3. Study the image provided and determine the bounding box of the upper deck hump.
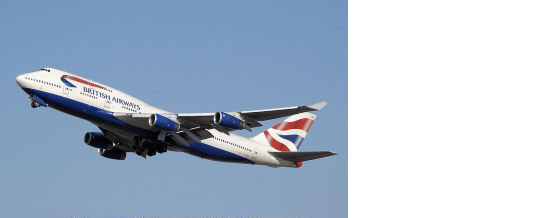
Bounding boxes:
[44,68,169,113]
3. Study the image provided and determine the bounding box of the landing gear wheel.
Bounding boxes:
[31,101,40,108]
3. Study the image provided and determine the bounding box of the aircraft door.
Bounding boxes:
[62,86,69,97]
[104,99,111,110]
[252,146,258,161]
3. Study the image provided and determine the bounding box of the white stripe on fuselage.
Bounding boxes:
[17,68,295,167]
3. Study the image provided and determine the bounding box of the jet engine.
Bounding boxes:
[149,114,180,131]
[84,132,113,149]
[98,148,126,160]
[214,112,247,129]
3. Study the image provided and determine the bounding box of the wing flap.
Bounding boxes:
[269,151,337,162]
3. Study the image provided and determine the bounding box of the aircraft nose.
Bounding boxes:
[15,74,25,87]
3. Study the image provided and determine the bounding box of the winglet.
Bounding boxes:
[308,101,327,110]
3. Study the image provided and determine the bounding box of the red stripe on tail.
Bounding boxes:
[272,118,314,132]
[264,131,291,152]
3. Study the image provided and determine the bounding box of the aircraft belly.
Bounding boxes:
[187,142,253,164]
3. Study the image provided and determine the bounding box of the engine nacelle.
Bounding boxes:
[98,148,126,160]
[149,114,180,131]
[84,132,113,149]
[214,112,246,129]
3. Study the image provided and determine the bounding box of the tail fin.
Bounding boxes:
[251,112,316,152]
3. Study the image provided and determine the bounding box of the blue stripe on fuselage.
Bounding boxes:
[23,88,151,136]
[187,142,253,164]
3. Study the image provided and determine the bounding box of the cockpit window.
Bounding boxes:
[40,68,51,72]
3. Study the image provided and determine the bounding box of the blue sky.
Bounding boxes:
[0,1,347,217]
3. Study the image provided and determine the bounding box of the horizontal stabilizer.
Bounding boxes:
[269,151,337,162]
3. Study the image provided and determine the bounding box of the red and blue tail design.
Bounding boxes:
[251,112,316,152]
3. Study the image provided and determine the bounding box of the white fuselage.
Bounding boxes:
[16,68,297,167]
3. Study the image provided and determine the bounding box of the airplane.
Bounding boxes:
[15,68,336,168]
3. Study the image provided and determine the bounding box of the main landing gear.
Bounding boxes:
[133,137,167,158]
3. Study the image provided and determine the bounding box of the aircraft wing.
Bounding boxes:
[269,151,337,162]
[176,101,327,130]
[112,101,326,131]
